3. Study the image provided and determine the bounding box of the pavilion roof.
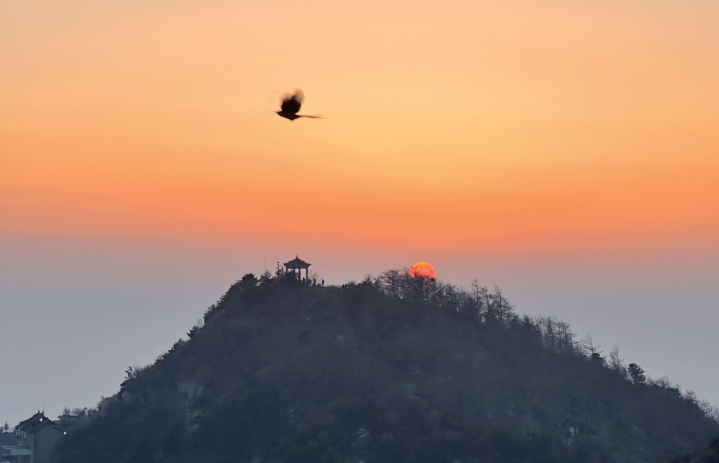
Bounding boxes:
[284,256,310,269]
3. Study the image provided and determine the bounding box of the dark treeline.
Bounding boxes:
[51,269,718,463]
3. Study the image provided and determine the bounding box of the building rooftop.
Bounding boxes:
[15,412,55,434]
[284,256,310,269]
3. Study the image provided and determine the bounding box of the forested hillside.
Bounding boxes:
[672,436,719,463]
[52,270,719,463]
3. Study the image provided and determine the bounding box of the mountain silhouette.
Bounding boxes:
[52,269,719,463]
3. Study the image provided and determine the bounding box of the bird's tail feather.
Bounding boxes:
[299,114,324,119]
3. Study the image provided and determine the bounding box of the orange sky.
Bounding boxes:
[2,0,718,257]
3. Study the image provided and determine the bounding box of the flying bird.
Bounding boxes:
[276,89,322,121]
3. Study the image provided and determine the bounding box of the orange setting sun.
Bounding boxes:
[409,262,437,280]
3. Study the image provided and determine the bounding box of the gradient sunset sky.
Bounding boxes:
[1,0,718,425]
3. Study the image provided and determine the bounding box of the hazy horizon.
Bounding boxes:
[2,235,717,426]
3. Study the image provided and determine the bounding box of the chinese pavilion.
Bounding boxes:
[284,256,311,280]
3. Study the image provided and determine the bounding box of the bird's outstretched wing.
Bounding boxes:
[280,89,304,115]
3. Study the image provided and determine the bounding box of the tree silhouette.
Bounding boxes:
[628,363,646,384]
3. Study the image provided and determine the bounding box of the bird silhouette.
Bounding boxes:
[276,89,322,121]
